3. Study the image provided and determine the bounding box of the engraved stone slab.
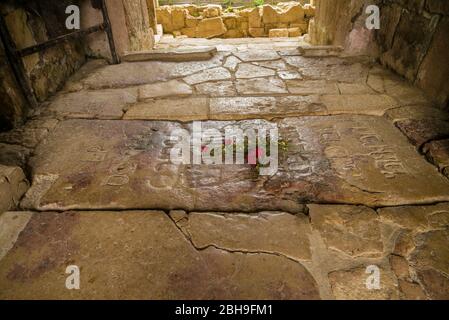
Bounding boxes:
[22,116,449,211]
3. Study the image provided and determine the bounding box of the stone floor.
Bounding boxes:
[1,37,449,299]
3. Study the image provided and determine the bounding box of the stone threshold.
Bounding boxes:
[122,46,217,62]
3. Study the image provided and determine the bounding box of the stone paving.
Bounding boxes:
[0,38,449,299]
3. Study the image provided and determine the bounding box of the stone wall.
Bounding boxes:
[377,0,449,109]
[0,39,27,131]
[308,0,380,56]
[83,0,155,59]
[156,2,315,38]
[0,0,86,130]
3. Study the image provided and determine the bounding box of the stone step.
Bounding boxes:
[121,46,217,62]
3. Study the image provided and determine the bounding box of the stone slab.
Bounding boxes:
[308,205,383,257]
[46,89,137,120]
[22,116,449,211]
[319,94,399,116]
[123,97,208,121]
[178,211,312,261]
[235,63,275,79]
[209,96,325,120]
[138,79,192,100]
[0,211,319,299]
[121,46,217,62]
[235,77,288,95]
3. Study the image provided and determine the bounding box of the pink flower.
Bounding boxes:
[247,147,264,165]
[201,145,208,153]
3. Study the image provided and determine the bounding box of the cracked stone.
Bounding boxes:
[177,211,312,261]
[415,268,449,300]
[397,279,427,300]
[234,50,280,62]
[80,56,225,89]
[123,97,208,121]
[328,265,399,300]
[235,63,276,79]
[46,88,137,120]
[252,60,289,71]
[0,211,320,299]
[308,205,383,257]
[0,119,58,149]
[195,81,236,97]
[223,55,241,71]
[235,77,288,94]
[286,80,339,95]
[138,80,192,100]
[183,67,231,85]
[395,118,449,148]
[389,255,411,279]
[410,228,449,299]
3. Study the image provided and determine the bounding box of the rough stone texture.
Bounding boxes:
[309,205,383,257]
[309,0,378,56]
[173,211,312,261]
[319,94,399,116]
[138,80,192,99]
[183,67,231,85]
[0,143,31,168]
[156,3,314,38]
[423,139,449,176]
[45,89,137,120]
[0,211,32,261]
[236,77,288,95]
[286,80,339,95]
[122,46,217,62]
[0,211,320,299]
[195,81,236,97]
[0,39,27,131]
[235,63,276,79]
[2,37,448,300]
[235,50,280,62]
[395,118,449,148]
[77,54,225,89]
[384,105,449,123]
[0,165,29,214]
[379,203,449,299]
[269,28,289,38]
[195,17,227,39]
[329,265,399,300]
[376,2,449,108]
[2,3,86,103]
[123,97,208,121]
